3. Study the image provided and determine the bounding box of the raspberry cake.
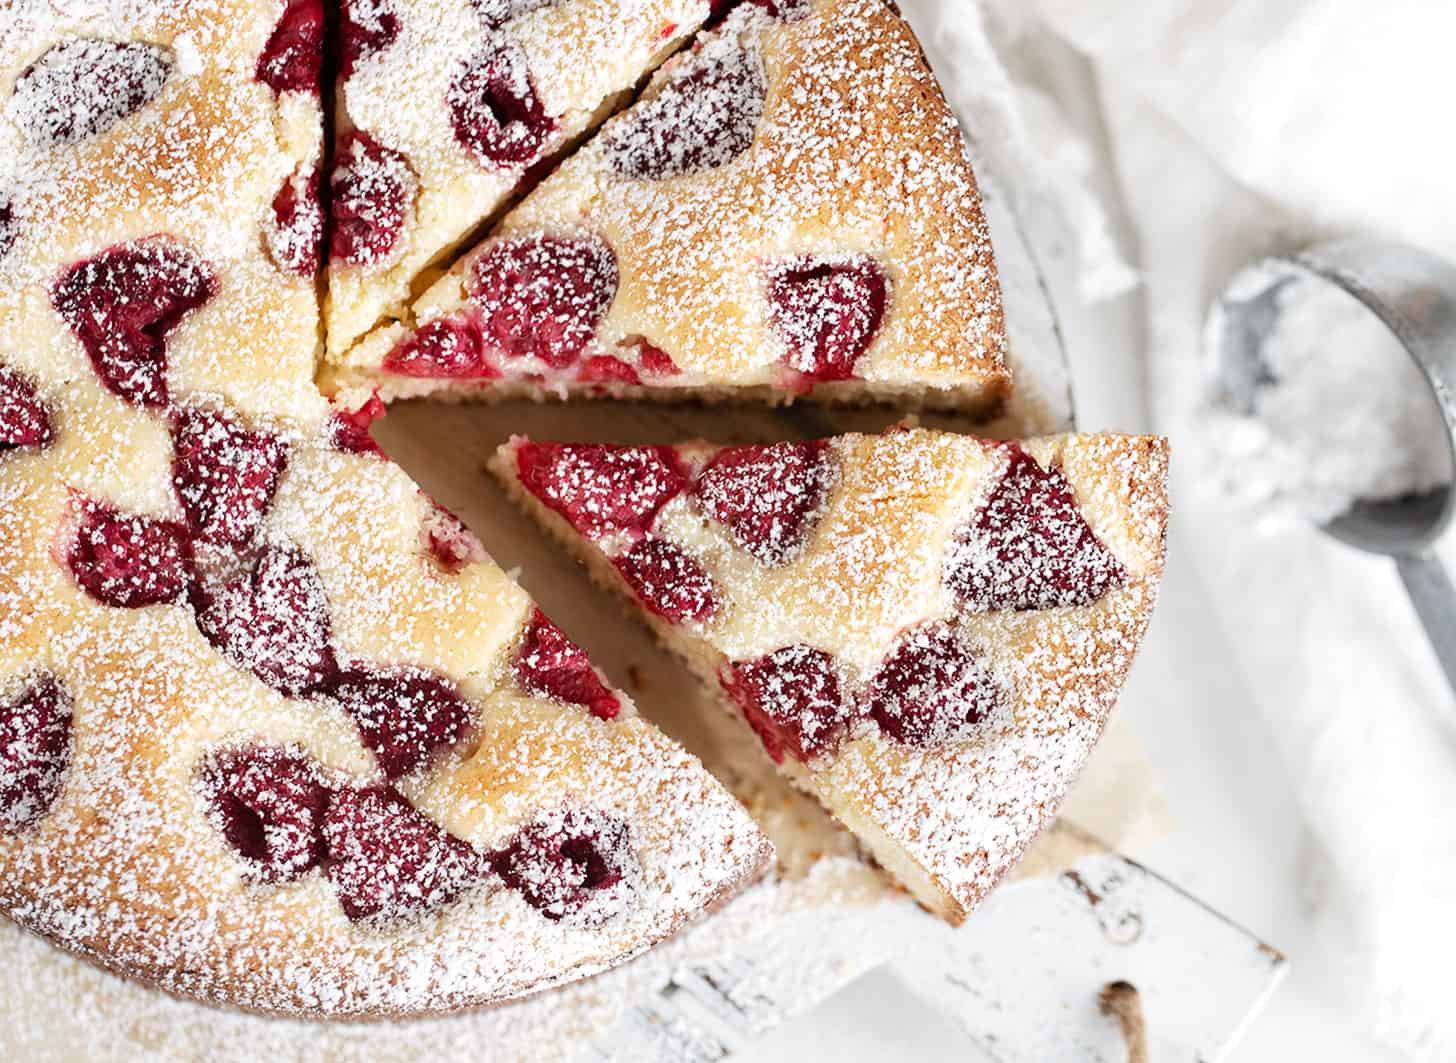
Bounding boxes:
[326,0,1009,411]
[325,0,710,357]
[491,428,1168,922]
[0,0,769,1016]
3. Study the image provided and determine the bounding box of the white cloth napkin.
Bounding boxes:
[989,2,1456,1057]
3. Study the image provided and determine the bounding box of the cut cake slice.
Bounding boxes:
[491,427,1168,922]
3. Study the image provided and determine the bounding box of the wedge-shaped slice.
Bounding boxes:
[325,0,710,357]
[491,428,1168,923]
[328,0,1009,411]
[0,0,768,1016]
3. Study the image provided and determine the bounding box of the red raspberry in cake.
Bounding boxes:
[13,39,172,148]
[0,367,55,450]
[711,0,803,19]
[577,356,640,385]
[328,393,387,456]
[193,546,338,698]
[761,0,810,16]
[466,235,618,369]
[767,255,887,383]
[421,498,486,573]
[322,785,489,921]
[631,339,681,375]
[492,807,635,924]
[692,441,833,565]
[266,164,324,277]
[171,407,288,547]
[866,622,999,745]
[720,645,848,763]
[326,667,475,779]
[515,441,686,539]
[0,200,14,259]
[51,239,218,409]
[633,339,680,378]
[67,500,193,609]
[0,674,72,832]
[382,316,493,379]
[615,536,717,624]
[470,0,562,27]
[604,44,765,180]
[447,45,556,168]
[339,0,400,80]
[201,747,330,881]
[256,0,325,94]
[945,444,1126,611]
[330,131,415,268]
[513,609,620,720]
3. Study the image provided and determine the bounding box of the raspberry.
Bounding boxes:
[470,0,561,26]
[339,0,400,80]
[52,239,217,409]
[615,536,717,624]
[68,500,192,609]
[171,407,288,546]
[323,786,488,921]
[328,394,386,456]
[604,45,764,180]
[381,316,494,378]
[0,367,55,450]
[692,441,832,564]
[0,200,15,259]
[0,674,72,832]
[577,356,639,385]
[466,235,617,369]
[634,339,680,378]
[325,667,474,779]
[945,444,1126,611]
[515,441,686,539]
[866,623,999,745]
[513,609,620,720]
[201,747,330,880]
[766,255,887,383]
[14,39,172,148]
[256,0,324,94]
[329,131,415,267]
[491,807,634,924]
[265,163,324,276]
[447,45,556,168]
[193,546,337,698]
[720,645,847,762]
[421,498,485,573]
[709,1,806,24]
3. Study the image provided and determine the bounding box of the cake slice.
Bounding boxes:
[0,0,768,1016]
[326,0,1009,412]
[324,0,710,357]
[491,428,1168,922]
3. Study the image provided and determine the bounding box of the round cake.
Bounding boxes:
[0,0,1167,1022]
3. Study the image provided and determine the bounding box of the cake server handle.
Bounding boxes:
[1395,552,1456,696]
